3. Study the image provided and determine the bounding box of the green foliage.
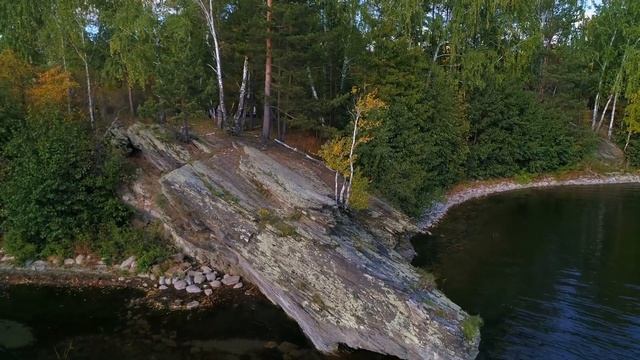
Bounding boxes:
[348,170,371,211]
[466,82,591,179]
[96,222,171,272]
[462,315,483,342]
[358,43,469,216]
[0,115,130,261]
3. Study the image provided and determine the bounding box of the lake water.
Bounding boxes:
[0,284,388,359]
[413,184,640,359]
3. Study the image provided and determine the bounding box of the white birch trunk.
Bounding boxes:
[71,29,95,128]
[592,31,617,131]
[608,91,619,140]
[334,170,339,205]
[196,0,227,128]
[306,66,325,126]
[339,55,349,92]
[234,56,249,134]
[625,129,632,152]
[82,53,95,128]
[596,94,613,132]
[345,110,360,207]
[591,92,600,130]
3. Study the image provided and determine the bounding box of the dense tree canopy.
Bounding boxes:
[0,0,637,223]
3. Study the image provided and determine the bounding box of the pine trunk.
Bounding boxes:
[262,0,273,143]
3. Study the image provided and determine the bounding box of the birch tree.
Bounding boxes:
[234,56,249,134]
[195,0,227,129]
[56,0,98,128]
[319,88,384,209]
[108,0,155,116]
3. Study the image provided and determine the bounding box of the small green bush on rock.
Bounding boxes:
[462,315,483,342]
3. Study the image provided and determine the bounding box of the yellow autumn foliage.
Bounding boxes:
[27,66,78,112]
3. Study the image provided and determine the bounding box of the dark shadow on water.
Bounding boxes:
[0,284,394,359]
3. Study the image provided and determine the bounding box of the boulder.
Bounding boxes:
[119,256,136,270]
[186,301,199,310]
[173,280,187,290]
[186,285,202,294]
[75,254,85,265]
[31,260,47,271]
[221,275,240,286]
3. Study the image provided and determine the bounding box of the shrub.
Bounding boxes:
[462,315,483,342]
[0,115,130,261]
[96,223,171,271]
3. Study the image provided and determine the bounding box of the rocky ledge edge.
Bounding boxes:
[419,173,640,230]
[109,122,480,360]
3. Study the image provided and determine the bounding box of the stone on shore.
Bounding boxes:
[205,273,216,282]
[204,289,213,296]
[173,280,187,290]
[119,256,136,269]
[159,285,168,290]
[233,282,243,289]
[63,258,75,266]
[221,275,240,286]
[186,301,199,310]
[193,274,205,284]
[201,266,212,273]
[209,280,222,288]
[31,260,47,271]
[186,285,202,293]
[75,254,85,265]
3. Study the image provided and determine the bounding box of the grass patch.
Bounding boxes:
[96,222,172,272]
[416,268,437,290]
[462,315,483,342]
[513,172,533,185]
[257,208,298,238]
[155,193,169,209]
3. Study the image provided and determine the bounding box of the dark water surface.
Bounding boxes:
[413,184,640,359]
[0,284,386,359]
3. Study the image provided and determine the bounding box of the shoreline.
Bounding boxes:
[0,259,260,311]
[418,172,640,230]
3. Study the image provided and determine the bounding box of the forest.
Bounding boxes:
[1,0,639,261]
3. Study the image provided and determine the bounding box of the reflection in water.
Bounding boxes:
[413,184,640,359]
